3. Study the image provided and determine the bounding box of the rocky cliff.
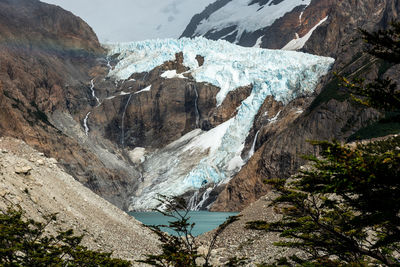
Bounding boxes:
[0,0,143,210]
[210,0,400,211]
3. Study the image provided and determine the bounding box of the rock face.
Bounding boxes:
[210,0,400,211]
[89,52,251,149]
[0,0,143,210]
[93,60,220,149]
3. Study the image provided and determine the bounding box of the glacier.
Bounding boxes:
[106,37,334,210]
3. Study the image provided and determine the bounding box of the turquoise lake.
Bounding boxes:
[129,211,238,236]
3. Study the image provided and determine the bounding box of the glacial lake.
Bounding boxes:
[129,211,238,236]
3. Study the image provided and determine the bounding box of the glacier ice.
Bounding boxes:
[106,37,334,210]
[108,37,332,106]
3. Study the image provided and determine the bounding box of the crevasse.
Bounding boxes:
[106,37,334,210]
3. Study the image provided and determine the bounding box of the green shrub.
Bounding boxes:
[0,207,131,266]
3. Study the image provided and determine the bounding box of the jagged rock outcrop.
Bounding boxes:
[211,0,399,211]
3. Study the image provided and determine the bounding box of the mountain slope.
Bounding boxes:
[0,0,143,210]
[181,0,332,49]
[2,0,398,215]
[0,137,159,261]
[211,0,400,211]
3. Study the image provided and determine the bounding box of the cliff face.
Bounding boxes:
[0,0,140,210]
[210,0,400,211]
[0,0,103,53]
[0,0,103,113]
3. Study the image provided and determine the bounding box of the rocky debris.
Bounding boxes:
[0,137,159,262]
[128,147,146,164]
[198,191,301,266]
[14,165,32,175]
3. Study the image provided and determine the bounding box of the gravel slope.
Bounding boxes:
[0,137,159,263]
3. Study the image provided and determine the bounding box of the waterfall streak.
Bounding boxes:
[194,87,200,127]
[188,191,199,210]
[90,79,100,106]
[106,57,112,70]
[247,130,260,159]
[83,112,91,136]
[195,187,213,211]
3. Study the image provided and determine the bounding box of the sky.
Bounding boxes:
[41,0,216,43]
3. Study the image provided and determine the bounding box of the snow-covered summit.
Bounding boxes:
[181,0,311,45]
[193,0,310,43]
[106,37,334,210]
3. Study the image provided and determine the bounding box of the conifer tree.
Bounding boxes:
[248,21,400,266]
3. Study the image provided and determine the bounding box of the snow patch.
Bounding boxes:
[268,110,281,124]
[135,85,152,94]
[184,119,233,155]
[254,36,263,48]
[295,108,303,114]
[282,16,328,51]
[161,70,187,79]
[129,147,146,164]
